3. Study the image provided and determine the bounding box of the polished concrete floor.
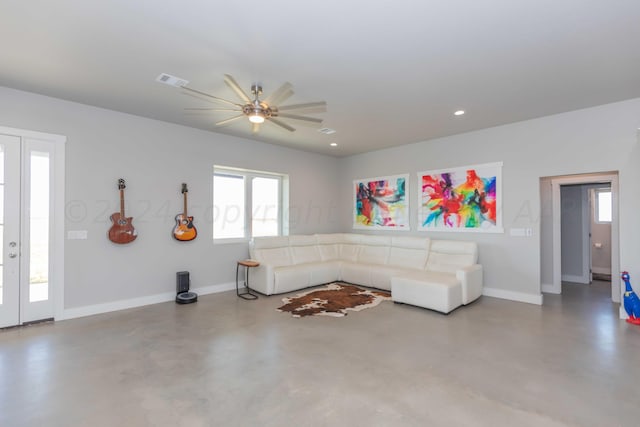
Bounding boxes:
[1,281,639,427]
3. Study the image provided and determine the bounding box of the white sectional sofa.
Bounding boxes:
[248,233,483,313]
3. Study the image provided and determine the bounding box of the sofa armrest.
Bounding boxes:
[246,264,275,295]
[456,264,483,304]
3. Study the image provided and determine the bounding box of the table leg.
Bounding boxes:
[236,263,258,300]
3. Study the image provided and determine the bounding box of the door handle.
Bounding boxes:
[9,253,17,258]
[9,241,16,247]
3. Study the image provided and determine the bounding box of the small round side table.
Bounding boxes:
[236,259,260,300]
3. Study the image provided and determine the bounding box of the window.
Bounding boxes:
[213,166,287,241]
[594,188,612,223]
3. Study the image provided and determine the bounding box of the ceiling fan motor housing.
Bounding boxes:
[243,101,273,119]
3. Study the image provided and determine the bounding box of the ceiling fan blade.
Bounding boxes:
[268,118,296,132]
[252,123,260,133]
[215,115,246,126]
[223,74,252,103]
[277,101,327,112]
[185,108,241,112]
[264,82,294,106]
[181,86,242,108]
[276,113,323,124]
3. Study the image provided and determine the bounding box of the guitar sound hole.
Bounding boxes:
[118,219,127,225]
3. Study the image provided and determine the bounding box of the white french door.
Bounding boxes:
[0,129,64,328]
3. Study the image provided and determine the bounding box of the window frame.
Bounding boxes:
[213,166,287,242]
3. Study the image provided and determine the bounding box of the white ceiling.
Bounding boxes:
[2,1,640,157]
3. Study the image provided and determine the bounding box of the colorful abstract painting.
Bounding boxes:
[354,174,409,230]
[418,162,503,232]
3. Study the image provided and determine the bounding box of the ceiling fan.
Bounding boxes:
[181,74,326,133]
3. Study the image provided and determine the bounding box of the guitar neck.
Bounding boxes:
[183,191,188,217]
[120,189,125,217]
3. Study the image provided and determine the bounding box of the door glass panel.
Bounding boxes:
[0,150,4,223]
[29,152,49,302]
[0,186,4,224]
[0,148,3,305]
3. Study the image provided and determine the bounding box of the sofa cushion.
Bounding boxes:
[340,262,371,287]
[273,265,311,293]
[339,244,361,262]
[252,236,290,249]
[391,271,462,314]
[315,233,345,244]
[388,236,430,270]
[357,235,391,265]
[426,240,478,273]
[253,247,293,267]
[357,244,390,265]
[315,234,343,261]
[318,244,340,261]
[289,235,321,264]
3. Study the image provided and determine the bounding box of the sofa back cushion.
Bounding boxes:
[357,235,391,265]
[315,233,343,261]
[388,236,430,270]
[336,233,362,262]
[289,235,321,265]
[426,240,478,273]
[250,236,293,267]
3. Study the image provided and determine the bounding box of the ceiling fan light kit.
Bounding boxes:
[178,74,326,133]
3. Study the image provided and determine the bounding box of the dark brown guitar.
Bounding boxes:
[173,183,197,241]
[108,179,137,244]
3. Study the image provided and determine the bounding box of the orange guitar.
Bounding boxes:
[173,183,197,241]
[108,179,137,244]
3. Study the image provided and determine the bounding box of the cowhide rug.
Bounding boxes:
[277,283,391,318]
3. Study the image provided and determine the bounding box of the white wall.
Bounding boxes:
[338,98,640,303]
[0,87,342,312]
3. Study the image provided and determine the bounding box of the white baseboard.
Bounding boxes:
[620,305,628,320]
[483,287,543,305]
[592,267,612,275]
[541,283,559,294]
[561,274,589,284]
[61,282,236,321]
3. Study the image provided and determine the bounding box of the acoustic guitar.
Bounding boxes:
[173,183,197,241]
[108,178,138,244]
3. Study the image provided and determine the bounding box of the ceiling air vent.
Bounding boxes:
[156,73,189,87]
[318,127,336,135]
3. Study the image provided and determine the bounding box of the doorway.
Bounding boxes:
[540,172,621,313]
[0,127,65,328]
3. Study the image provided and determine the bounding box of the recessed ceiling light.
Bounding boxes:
[454,110,465,116]
[330,142,338,147]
